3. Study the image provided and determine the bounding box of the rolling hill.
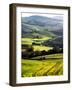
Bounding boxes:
[43,36,63,48]
[21,15,63,38]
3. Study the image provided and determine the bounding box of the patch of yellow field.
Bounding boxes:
[21,38,32,45]
[33,45,53,51]
[21,37,51,45]
[21,54,63,77]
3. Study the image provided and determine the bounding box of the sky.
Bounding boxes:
[21,12,63,19]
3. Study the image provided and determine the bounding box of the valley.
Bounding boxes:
[21,15,63,77]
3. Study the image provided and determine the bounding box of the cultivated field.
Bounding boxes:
[21,37,53,51]
[21,54,63,77]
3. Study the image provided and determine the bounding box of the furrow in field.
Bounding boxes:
[34,62,56,76]
[46,62,63,75]
[54,63,63,75]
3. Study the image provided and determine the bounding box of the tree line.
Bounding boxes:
[22,45,63,59]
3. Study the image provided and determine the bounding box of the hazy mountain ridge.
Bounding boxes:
[22,15,63,29]
[43,36,63,48]
[21,15,63,38]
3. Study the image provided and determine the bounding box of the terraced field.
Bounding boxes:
[21,54,63,77]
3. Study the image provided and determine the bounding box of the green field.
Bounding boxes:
[21,54,63,77]
[21,37,53,51]
[21,37,51,45]
[32,45,52,51]
[21,36,63,77]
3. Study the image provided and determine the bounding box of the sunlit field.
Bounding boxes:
[33,45,52,51]
[21,37,53,51]
[21,37,51,45]
[21,36,63,77]
[21,54,63,77]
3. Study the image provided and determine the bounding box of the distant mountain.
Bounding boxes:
[21,15,63,37]
[22,15,63,29]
